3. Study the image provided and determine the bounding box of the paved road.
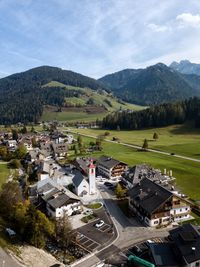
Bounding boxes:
[73,185,169,267]
[67,130,200,163]
[0,248,22,267]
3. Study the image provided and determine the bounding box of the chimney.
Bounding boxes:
[164,168,167,175]
[140,189,142,194]
[169,170,173,177]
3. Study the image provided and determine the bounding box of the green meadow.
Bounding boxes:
[71,124,200,159]
[69,125,200,202]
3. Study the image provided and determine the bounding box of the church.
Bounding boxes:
[72,159,96,196]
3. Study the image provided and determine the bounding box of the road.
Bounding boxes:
[67,130,200,163]
[73,184,169,267]
[0,248,22,267]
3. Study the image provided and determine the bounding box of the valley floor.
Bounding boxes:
[65,124,200,202]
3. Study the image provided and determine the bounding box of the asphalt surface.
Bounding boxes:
[68,130,200,163]
[73,185,169,267]
[0,248,22,267]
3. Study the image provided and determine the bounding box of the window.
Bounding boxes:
[180,209,182,212]
[154,221,158,225]
[196,262,199,267]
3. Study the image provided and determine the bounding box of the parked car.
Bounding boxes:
[104,182,113,187]
[94,220,104,228]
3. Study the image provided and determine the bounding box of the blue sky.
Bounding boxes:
[1,0,200,78]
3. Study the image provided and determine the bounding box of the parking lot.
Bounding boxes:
[76,206,116,252]
[76,232,100,252]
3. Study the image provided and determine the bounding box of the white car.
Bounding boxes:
[94,220,104,228]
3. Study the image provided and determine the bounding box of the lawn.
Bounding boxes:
[70,124,200,159]
[0,162,9,188]
[69,134,200,202]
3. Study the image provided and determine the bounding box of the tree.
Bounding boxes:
[74,145,79,155]
[12,129,18,141]
[31,136,37,147]
[21,125,28,134]
[115,183,126,199]
[25,205,55,248]
[153,132,159,140]
[31,126,35,133]
[0,181,23,219]
[56,214,76,250]
[142,139,148,150]
[9,159,21,169]
[104,131,110,136]
[15,145,27,159]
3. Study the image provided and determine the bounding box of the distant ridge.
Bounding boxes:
[170,60,200,76]
[99,63,200,105]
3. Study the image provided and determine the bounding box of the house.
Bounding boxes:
[52,142,68,157]
[37,178,81,218]
[128,178,191,227]
[169,224,200,266]
[37,161,53,181]
[148,224,200,267]
[122,164,175,189]
[40,141,52,155]
[122,164,152,188]
[73,157,96,175]
[97,155,128,179]
[5,140,17,150]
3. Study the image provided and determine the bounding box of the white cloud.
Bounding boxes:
[176,13,200,28]
[147,23,169,32]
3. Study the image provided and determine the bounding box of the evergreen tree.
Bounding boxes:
[142,139,148,150]
[153,132,159,140]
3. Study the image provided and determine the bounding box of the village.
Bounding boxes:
[0,123,199,267]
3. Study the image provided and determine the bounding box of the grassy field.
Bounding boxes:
[69,131,200,202]
[41,110,108,122]
[70,124,200,159]
[0,162,9,188]
[41,81,144,122]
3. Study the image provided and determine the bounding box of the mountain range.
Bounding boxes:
[170,60,200,76]
[99,62,200,105]
[0,60,200,124]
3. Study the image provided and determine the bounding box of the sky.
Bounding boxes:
[1,0,200,78]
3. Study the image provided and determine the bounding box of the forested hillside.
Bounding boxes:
[102,97,200,130]
[99,63,200,105]
[0,66,107,124]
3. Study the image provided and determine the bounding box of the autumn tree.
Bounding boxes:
[14,144,27,159]
[56,214,76,253]
[0,181,23,219]
[115,183,126,199]
[25,205,55,248]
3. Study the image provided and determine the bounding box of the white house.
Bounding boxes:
[37,178,81,218]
